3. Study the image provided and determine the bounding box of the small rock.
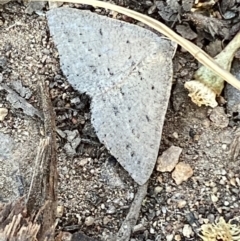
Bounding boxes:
[176,24,197,40]
[221,169,227,175]
[174,234,181,241]
[236,177,240,186]
[56,205,64,218]
[172,132,179,139]
[177,200,187,208]
[71,97,81,105]
[0,57,7,68]
[64,130,79,142]
[157,175,163,183]
[154,186,163,194]
[72,118,78,124]
[193,134,200,141]
[224,201,229,206]
[62,93,67,100]
[219,178,226,185]
[211,194,218,203]
[25,1,46,15]
[207,214,215,223]
[0,108,8,121]
[222,144,227,150]
[107,204,116,214]
[63,130,81,155]
[209,106,229,128]
[166,234,174,241]
[212,187,218,193]
[56,128,67,138]
[133,223,146,233]
[156,146,182,172]
[85,216,95,226]
[150,227,155,234]
[55,231,72,241]
[48,1,63,9]
[64,142,78,156]
[79,158,91,166]
[182,224,192,238]
[202,119,210,128]
[172,162,193,185]
[103,216,111,225]
[230,178,236,186]
[161,206,167,214]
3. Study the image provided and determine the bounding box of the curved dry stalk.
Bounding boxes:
[42,0,240,92]
[185,32,240,107]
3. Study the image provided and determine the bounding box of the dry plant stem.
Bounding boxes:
[184,32,240,108]
[195,32,240,96]
[115,182,148,241]
[42,0,240,92]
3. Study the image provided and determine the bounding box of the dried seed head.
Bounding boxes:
[199,217,240,241]
[184,80,218,108]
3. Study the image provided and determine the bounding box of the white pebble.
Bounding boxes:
[182,224,192,238]
[85,216,95,226]
[224,201,229,206]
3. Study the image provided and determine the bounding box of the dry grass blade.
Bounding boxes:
[41,0,240,92]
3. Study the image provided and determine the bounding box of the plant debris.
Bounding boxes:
[200,217,240,241]
[185,31,240,108]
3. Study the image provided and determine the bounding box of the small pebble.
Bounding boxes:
[0,108,8,121]
[193,134,200,141]
[154,186,163,194]
[221,169,227,175]
[212,187,218,193]
[85,216,95,226]
[161,206,167,214]
[172,162,193,185]
[182,224,192,238]
[202,119,210,128]
[236,177,240,186]
[177,200,187,208]
[133,223,145,233]
[62,93,67,100]
[209,107,229,128]
[79,158,90,166]
[103,216,111,225]
[156,146,182,172]
[172,132,178,139]
[150,227,155,234]
[209,181,216,187]
[230,178,236,186]
[224,201,229,206]
[166,234,174,241]
[207,214,215,223]
[211,194,218,203]
[174,234,181,241]
[222,144,227,150]
[56,205,64,218]
[107,205,116,214]
[70,97,81,105]
[157,175,163,183]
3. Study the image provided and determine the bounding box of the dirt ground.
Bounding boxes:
[1,1,240,241]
